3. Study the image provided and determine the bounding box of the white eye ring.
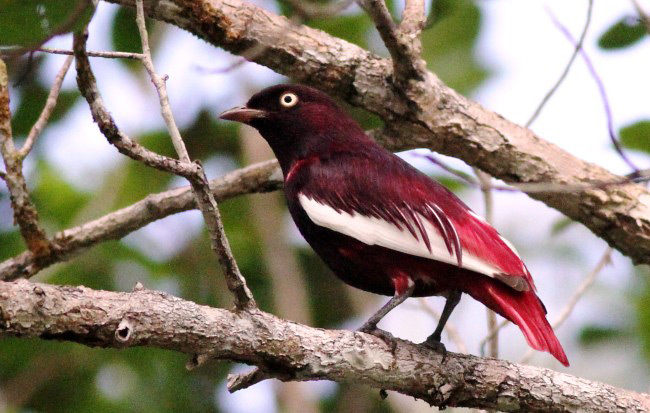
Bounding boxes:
[279,92,299,108]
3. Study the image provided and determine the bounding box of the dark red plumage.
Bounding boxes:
[220,84,569,366]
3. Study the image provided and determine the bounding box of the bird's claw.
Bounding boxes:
[423,337,448,362]
[358,324,397,354]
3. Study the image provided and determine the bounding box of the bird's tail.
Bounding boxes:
[465,281,569,366]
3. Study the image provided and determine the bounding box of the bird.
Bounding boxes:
[220,84,569,366]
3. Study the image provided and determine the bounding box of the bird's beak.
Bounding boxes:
[219,106,267,124]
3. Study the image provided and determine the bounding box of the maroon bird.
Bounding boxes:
[220,84,569,366]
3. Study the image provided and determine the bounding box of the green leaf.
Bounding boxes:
[110,7,154,70]
[550,217,575,236]
[309,13,372,49]
[32,160,90,227]
[0,0,94,49]
[420,0,489,94]
[578,325,624,346]
[620,120,650,154]
[598,17,647,50]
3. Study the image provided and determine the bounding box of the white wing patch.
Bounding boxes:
[299,194,504,279]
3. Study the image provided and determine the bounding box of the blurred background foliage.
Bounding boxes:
[0,0,649,412]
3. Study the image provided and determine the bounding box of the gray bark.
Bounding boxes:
[1,279,648,412]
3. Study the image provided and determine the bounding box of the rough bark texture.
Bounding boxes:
[104,0,650,266]
[1,279,648,412]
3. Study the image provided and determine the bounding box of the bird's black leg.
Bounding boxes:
[358,282,416,350]
[423,290,462,355]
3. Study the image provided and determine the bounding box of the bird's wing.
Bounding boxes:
[296,150,533,292]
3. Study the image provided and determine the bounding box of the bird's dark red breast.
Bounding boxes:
[219,84,569,366]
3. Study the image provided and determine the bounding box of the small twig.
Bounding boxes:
[519,247,613,364]
[37,47,144,60]
[479,319,510,356]
[547,7,640,176]
[227,368,272,392]
[474,168,499,360]
[416,298,468,353]
[18,55,73,159]
[73,31,200,178]
[0,170,6,181]
[135,0,188,161]
[134,0,255,309]
[358,0,425,81]
[526,0,593,127]
[0,59,51,256]
[0,160,282,281]
[414,153,648,194]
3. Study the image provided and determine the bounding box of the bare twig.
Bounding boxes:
[358,0,425,81]
[17,55,74,159]
[73,32,200,178]
[474,169,499,360]
[526,0,593,127]
[0,59,51,256]
[547,8,640,176]
[519,248,613,364]
[134,0,255,310]
[0,160,281,281]
[2,279,650,412]
[415,153,649,193]
[37,47,144,59]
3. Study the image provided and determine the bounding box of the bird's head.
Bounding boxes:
[220,84,369,171]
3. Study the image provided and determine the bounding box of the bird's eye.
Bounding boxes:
[279,92,299,108]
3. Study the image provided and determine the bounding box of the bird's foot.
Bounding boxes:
[422,336,448,362]
[357,323,397,354]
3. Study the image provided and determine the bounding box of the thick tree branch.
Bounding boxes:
[105,0,650,266]
[1,279,648,412]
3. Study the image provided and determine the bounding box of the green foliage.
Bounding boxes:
[578,325,625,347]
[10,76,79,139]
[32,161,90,227]
[598,16,647,50]
[110,6,153,69]
[620,120,650,154]
[420,0,488,94]
[550,217,575,236]
[309,13,373,49]
[635,267,650,362]
[0,0,94,49]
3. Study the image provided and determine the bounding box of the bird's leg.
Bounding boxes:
[358,282,416,350]
[423,290,462,355]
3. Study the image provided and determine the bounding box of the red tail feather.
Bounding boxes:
[465,280,569,366]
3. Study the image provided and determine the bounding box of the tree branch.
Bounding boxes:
[0,160,281,280]
[133,0,255,309]
[0,59,52,256]
[1,278,648,412]
[358,0,426,82]
[18,55,74,160]
[103,0,650,266]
